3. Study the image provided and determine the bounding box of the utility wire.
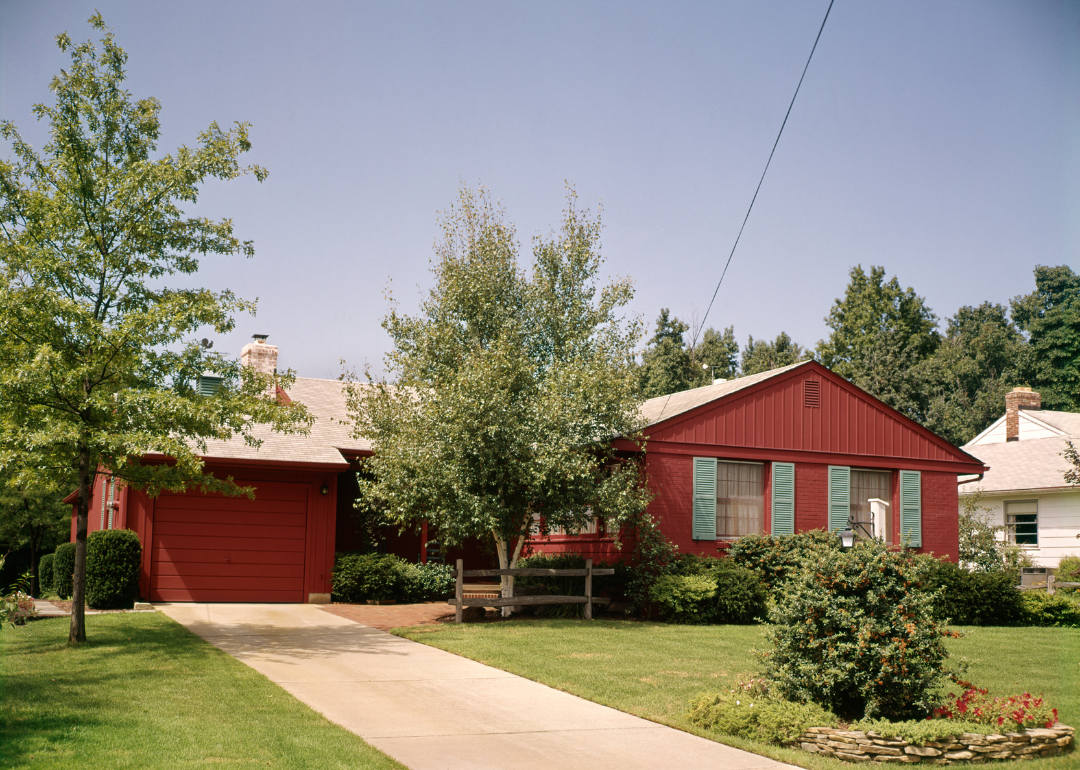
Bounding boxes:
[700,0,835,330]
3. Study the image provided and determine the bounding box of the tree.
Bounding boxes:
[639,309,691,397]
[1011,265,1080,412]
[740,332,807,376]
[0,469,69,598]
[0,16,309,642]
[689,325,739,386]
[917,303,1026,446]
[816,265,939,420]
[347,186,652,612]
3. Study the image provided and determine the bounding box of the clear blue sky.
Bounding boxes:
[3,1,1078,378]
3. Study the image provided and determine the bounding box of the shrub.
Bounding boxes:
[1021,591,1080,627]
[932,688,1059,729]
[332,553,413,602]
[649,574,717,624]
[687,689,837,745]
[1057,555,1080,591]
[85,529,142,609]
[726,529,839,594]
[764,539,951,720]
[38,553,55,595]
[618,508,679,615]
[919,558,1027,626]
[52,542,76,600]
[667,554,767,624]
[851,718,995,743]
[405,562,455,601]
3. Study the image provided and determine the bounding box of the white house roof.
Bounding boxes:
[195,377,370,468]
[960,410,1080,495]
[639,362,806,427]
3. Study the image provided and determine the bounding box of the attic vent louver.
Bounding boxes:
[197,374,223,397]
[804,380,820,408]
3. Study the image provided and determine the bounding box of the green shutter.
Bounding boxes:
[197,374,222,396]
[770,462,795,535]
[828,465,850,532]
[692,457,717,541]
[899,470,922,548]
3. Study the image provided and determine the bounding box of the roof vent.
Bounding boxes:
[712,378,727,385]
[196,374,222,397]
[804,380,820,408]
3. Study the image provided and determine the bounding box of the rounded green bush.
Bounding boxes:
[52,542,76,599]
[649,573,718,624]
[85,529,142,609]
[332,553,412,602]
[726,529,840,593]
[918,558,1027,625]
[1021,591,1080,627]
[765,539,951,721]
[38,553,55,595]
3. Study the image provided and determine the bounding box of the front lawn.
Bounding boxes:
[0,614,405,769]
[396,619,1080,770]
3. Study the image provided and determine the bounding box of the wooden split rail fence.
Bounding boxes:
[1016,573,1080,596]
[449,558,614,623]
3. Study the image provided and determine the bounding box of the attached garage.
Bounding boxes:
[149,482,310,602]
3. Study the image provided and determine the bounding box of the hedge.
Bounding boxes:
[38,553,55,595]
[52,543,76,599]
[86,529,142,609]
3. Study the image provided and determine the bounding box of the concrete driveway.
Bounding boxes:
[157,603,799,770]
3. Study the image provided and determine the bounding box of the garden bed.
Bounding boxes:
[799,725,1074,763]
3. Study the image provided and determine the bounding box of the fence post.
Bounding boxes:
[455,558,463,623]
[1048,572,1056,596]
[584,558,593,621]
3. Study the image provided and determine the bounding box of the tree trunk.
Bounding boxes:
[493,519,529,618]
[69,444,90,644]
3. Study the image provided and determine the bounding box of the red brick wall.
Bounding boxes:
[919,471,958,561]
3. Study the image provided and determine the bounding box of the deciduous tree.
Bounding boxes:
[0,16,309,642]
[740,332,807,376]
[347,186,651,612]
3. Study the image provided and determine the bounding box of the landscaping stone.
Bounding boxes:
[794,725,1073,764]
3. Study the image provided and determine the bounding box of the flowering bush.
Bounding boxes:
[932,688,1059,729]
[726,529,839,594]
[764,539,952,720]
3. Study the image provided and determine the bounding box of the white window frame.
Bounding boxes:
[1005,500,1038,547]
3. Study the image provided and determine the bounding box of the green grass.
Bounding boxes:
[1,613,405,769]
[396,619,1080,770]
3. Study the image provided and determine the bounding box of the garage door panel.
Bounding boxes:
[153,521,306,540]
[153,575,304,592]
[152,509,307,527]
[153,548,306,566]
[155,499,308,518]
[153,534,305,552]
[149,480,309,603]
[152,562,305,578]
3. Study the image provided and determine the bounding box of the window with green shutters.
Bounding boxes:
[828,465,850,532]
[770,462,795,535]
[692,457,717,540]
[899,470,922,548]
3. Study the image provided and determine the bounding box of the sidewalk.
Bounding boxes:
[157,603,799,770]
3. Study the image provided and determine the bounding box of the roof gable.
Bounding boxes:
[644,361,983,468]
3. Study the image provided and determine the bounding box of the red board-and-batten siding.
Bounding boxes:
[531,361,985,561]
[646,362,983,559]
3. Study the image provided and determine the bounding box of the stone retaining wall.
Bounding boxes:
[799,725,1074,763]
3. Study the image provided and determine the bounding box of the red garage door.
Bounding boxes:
[150,482,308,602]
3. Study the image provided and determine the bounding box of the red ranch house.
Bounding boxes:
[529,361,987,561]
[70,346,986,604]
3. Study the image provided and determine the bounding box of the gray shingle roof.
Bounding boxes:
[196,377,370,468]
[639,362,806,427]
[960,410,1080,494]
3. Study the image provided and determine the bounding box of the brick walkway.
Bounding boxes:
[318,601,455,630]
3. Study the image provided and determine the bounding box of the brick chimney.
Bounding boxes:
[241,334,278,376]
[1005,387,1041,441]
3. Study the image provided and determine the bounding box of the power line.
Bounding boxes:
[700,0,835,330]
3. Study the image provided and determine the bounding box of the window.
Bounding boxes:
[531,511,600,537]
[850,470,891,541]
[1005,500,1038,546]
[717,461,764,538]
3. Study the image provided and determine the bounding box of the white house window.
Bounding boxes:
[1005,500,1038,546]
[850,470,891,539]
[717,461,764,538]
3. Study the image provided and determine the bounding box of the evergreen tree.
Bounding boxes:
[1011,265,1080,411]
[690,325,739,386]
[639,309,691,397]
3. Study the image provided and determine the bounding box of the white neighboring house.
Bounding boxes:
[959,387,1080,571]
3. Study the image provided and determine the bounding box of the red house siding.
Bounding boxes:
[530,362,982,562]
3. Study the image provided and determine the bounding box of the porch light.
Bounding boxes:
[838,528,856,549]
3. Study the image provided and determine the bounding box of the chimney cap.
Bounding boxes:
[251,333,269,342]
[1011,386,1033,393]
